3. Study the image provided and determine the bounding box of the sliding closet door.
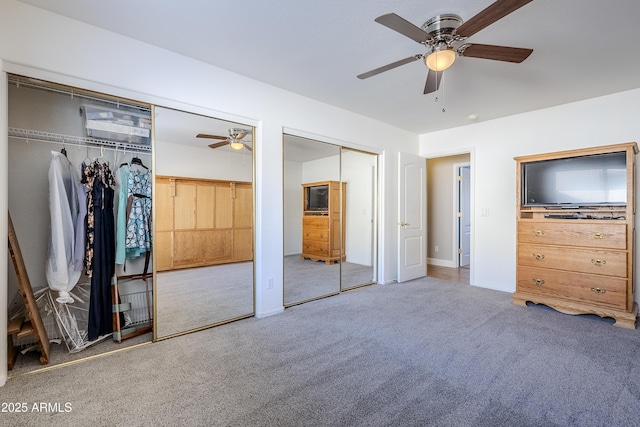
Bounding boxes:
[340,148,378,291]
[283,135,341,305]
[153,107,254,339]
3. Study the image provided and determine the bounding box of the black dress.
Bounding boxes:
[83,161,116,341]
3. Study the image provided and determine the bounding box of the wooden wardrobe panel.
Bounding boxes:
[233,228,253,261]
[174,182,197,230]
[234,185,253,229]
[173,230,203,266]
[196,184,215,229]
[155,231,174,271]
[155,179,174,232]
[155,175,253,270]
[215,186,233,229]
[202,230,233,261]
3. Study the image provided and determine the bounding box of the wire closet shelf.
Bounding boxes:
[8,127,152,154]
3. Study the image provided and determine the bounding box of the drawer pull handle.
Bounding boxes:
[533,230,544,237]
[591,258,606,266]
[591,287,606,295]
[533,253,545,261]
[591,232,605,239]
[532,279,545,286]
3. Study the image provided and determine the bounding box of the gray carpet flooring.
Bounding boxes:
[4,276,640,426]
[155,262,254,338]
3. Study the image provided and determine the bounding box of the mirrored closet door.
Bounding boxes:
[340,148,378,291]
[153,107,255,339]
[283,135,378,306]
[283,135,341,305]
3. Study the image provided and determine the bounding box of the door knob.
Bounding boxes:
[399,222,409,226]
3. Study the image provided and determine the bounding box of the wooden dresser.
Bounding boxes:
[301,181,345,264]
[513,142,638,329]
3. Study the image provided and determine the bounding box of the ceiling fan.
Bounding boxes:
[357,0,535,94]
[196,128,252,151]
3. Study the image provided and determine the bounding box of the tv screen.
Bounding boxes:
[306,185,329,211]
[522,151,627,207]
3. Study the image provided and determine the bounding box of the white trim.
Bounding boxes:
[0,64,8,387]
[255,307,285,318]
[427,258,456,268]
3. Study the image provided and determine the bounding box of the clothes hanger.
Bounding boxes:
[131,155,148,169]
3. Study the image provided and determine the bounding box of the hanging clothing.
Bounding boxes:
[115,163,152,264]
[46,151,83,303]
[83,160,117,341]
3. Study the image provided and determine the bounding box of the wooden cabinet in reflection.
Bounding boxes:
[155,176,253,271]
[301,181,345,264]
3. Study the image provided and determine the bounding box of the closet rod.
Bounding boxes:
[8,76,151,114]
[8,127,152,154]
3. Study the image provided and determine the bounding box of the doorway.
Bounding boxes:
[426,153,472,284]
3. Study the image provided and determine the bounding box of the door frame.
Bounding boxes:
[425,148,475,285]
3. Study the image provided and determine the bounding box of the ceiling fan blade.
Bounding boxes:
[357,55,420,80]
[375,13,432,43]
[459,43,533,63]
[423,70,443,94]
[197,133,227,140]
[208,141,229,149]
[244,144,252,152]
[455,0,534,38]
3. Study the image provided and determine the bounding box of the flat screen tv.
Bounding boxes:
[306,184,329,211]
[522,151,627,207]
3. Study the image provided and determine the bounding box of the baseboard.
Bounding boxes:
[427,258,456,268]
[255,307,285,319]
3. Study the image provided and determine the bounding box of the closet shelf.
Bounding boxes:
[8,127,151,153]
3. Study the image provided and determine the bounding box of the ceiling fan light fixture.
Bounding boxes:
[425,46,456,72]
[230,141,244,150]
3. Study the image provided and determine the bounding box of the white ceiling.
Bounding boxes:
[17,0,640,135]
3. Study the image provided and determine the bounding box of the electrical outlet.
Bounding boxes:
[434,245,439,252]
[267,277,273,289]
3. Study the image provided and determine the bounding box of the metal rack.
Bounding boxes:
[8,127,152,154]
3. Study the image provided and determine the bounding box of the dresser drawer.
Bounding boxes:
[303,216,329,228]
[518,244,627,278]
[517,265,627,309]
[303,230,329,241]
[518,221,626,249]
[302,240,329,255]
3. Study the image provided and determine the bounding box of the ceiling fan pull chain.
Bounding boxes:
[440,71,446,113]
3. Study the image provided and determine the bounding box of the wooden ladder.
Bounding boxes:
[7,213,50,370]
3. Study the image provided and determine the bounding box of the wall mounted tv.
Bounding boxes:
[521,151,627,207]
[305,184,329,211]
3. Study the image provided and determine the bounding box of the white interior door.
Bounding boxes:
[398,152,427,282]
[458,165,471,267]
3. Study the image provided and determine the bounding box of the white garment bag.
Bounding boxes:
[46,151,83,303]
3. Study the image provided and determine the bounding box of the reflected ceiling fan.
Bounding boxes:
[197,128,252,151]
[357,0,535,94]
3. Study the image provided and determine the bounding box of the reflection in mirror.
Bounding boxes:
[340,148,378,291]
[154,107,254,339]
[283,135,341,305]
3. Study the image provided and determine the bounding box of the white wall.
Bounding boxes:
[420,88,640,296]
[155,140,253,182]
[283,160,303,256]
[0,0,418,386]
